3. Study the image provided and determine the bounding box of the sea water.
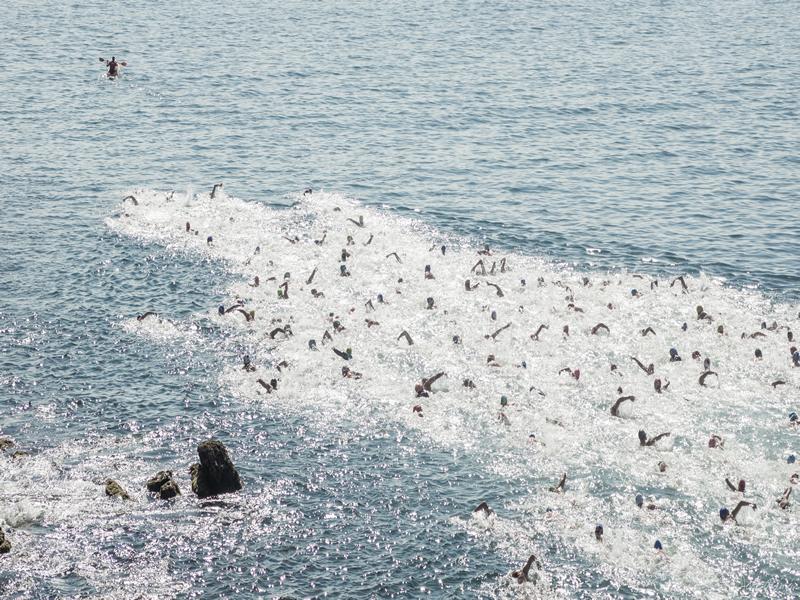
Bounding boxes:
[1,1,799,598]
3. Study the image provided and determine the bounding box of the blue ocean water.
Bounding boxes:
[1,1,799,598]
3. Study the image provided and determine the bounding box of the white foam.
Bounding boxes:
[105,187,800,596]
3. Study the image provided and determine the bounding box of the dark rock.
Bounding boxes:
[146,470,181,499]
[190,440,242,498]
[10,450,30,460]
[0,528,10,554]
[0,437,14,452]
[105,479,131,500]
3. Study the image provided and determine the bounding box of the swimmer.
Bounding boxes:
[397,330,414,345]
[283,235,299,244]
[347,215,365,227]
[635,494,658,510]
[242,355,256,372]
[610,395,635,416]
[322,330,333,344]
[630,356,655,375]
[465,279,479,291]
[308,339,318,351]
[703,357,711,370]
[471,259,487,276]
[364,233,373,246]
[207,236,214,246]
[670,276,688,293]
[708,434,724,448]
[236,309,255,322]
[725,478,746,493]
[699,370,718,387]
[654,378,669,393]
[341,248,351,262]
[638,429,671,447]
[210,183,223,198]
[486,282,504,297]
[269,325,292,339]
[641,327,656,336]
[314,232,326,245]
[658,461,668,473]
[412,405,423,416]
[365,319,379,328]
[256,378,277,393]
[511,554,541,584]
[122,194,138,205]
[332,347,352,361]
[562,325,570,337]
[305,267,317,285]
[99,56,127,77]
[341,366,362,379]
[719,500,756,524]
[426,297,435,309]
[754,348,762,359]
[311,289,325,298]
[595,524,604,542]
[463,379,476,389]
[386,252,402,263]
[473,501,494,517]
[278,281,289,299]
[558,367,580,380]
[771,380,785,388]
[530,324,549,341]
[136,311,158,321]
[776,487,792,510]
[591,323,610,335]
[340,264,351,277]
[669,348,682,362]
[549,473,567,493]
[696,305,713,321]
[478,244,492,256]
[303,188,312,195]
[346,235,355,246]
[415,372,446,397]
[485,322,511,340]
[424,264,434,279]
[250,276,260,287]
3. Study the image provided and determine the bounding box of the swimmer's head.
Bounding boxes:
[308,339,317,349]
[243,355,250,365]
[521,279,526,286]
[452,335,460,344]
[791,473,799,484]
[414,383,424,395]
[377,294,384,303]
[594,524,604,540]
[755,348,762,359]
[654,540,663,550]
[669,348,679,358]
[692,350,701,359]
[658,461,667,472]
[788,455,796,464]
[521,361,527,369]
[218,305,225,315]
[635,494,644,508]
[500,395,508,407]
[719,507,730,521]
[738,479,746,492]
[682,322,688,331]
[790,412,798,423]
[631,289,638,296]
[638,430,647,444]
[207,236,213,244]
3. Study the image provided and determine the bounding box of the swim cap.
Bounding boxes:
[521,361,527,369]
[635,494,643,507]
[790,412,798,422]
[243,355,250,365]
[669,348,678,357]
[654,540,662,550]
[682,322,688,331]
[218,305,225,315]
[719,508,730,520]
[595,524,604,535]
[631,289,637,296]
[207,236,213,243]
[500,395,508,407]
[788,455,796,464]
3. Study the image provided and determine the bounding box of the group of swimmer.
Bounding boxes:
[131,185,798,586]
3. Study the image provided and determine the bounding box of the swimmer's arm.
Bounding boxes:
[725,478,737,492]
[423,372,445,390]
[647,432,670,446]
[730,500,755,521]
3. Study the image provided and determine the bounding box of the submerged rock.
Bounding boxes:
[146,470,181,499]
[189,440,243,498]
[0,437,14,452]
[0,528,11,554]
[105,479,131,500]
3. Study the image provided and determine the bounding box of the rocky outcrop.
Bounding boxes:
[146,470,181,499]
[0,528,11,554]
[189,440,242,498]
[105,479,131,500]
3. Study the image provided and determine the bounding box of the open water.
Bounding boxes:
[1,1,799,598]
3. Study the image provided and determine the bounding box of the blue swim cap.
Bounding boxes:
[789,455,796,464]
[654,540,663,550]
[635,494,643,507]
[218,305,225,315]
[207,236,213,243]
[790,412,798,422]
[719,507,730,520]
[670,348,678,357]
